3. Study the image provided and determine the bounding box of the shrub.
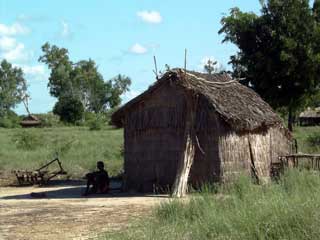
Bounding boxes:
[36,113,61,127]
[307,132,320,148]
[0,111,21,128]
[86,113,107,131]
[12,130,43,150]
[88,118,103,130]
[53,97,84,124]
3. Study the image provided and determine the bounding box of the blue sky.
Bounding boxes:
[0,0,261,114]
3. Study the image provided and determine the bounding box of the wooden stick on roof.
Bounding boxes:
[153,55,159,80]
[184,49,187,78]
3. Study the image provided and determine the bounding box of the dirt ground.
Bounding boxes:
[0,182,168,240]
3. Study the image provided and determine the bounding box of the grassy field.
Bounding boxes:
[0,126,123,178]
[293,126,320,153]
[107,170,320,240]
[0,125,318,177]
[0,125,319,239]
[104,126,320,240]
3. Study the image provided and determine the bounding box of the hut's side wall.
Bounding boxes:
[218,130,252,181]
[219,127,292,182]
[123,84,186,192]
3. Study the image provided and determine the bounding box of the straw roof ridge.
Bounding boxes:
[112,68,283,131]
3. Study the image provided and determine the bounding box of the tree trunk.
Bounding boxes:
[172,93,197,198]
[288,106,293,132]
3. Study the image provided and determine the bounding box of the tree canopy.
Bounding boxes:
[219,0,320,130]
[39,43,131,115]
[0,60,27,117]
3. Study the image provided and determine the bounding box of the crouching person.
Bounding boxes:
[83,161,110,196]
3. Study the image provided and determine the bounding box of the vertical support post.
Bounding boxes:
[172,91,197,198]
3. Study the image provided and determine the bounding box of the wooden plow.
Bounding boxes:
[13,158,67,186]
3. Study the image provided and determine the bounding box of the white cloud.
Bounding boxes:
[13,64,48,83]
[59,20,74,40]
[137,11,162,24]
[61,21,70,38]
[130,43,148,54]
[2,43,29,62]
[0,23,29,36]
[20,65,46,76]
[0,22,31,62]
[0,36,17,51]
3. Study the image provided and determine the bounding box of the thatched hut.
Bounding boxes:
[20,115,41,128]
[299,107,320,126]
[111,69,292,194]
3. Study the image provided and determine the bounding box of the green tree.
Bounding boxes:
[204,59,218,75]
[39,43,131,114]
[53,96,84,124]
[106,74,132,109]
[219,0,320,131]
[38,42,73,98]
[0,60,27,117]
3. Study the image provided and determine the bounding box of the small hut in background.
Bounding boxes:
[299,107,320,126]
[112,69,292,195]
[19,94,41,128]
[20,114,41,128]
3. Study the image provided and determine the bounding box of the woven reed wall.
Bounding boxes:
[219,126,292,183]
[124,84,186,192]
[122,82,291,192]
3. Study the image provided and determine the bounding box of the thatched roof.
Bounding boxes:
[299,107,320,118]
[112,69,284,132]
[20,114,41,127]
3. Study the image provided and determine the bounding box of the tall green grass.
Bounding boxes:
[0,126,123,178]
[293,126,320,153]
[107,170,320,240]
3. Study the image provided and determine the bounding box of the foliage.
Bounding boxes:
[0,60,27,117]
[11,130,43,151]
[39,43,131,113]
[88,114,105,131]
[203,59,218,74]
[0,110,21,128]
[53,97,84,124]
[106,74,132,109]
[294,126,320,153]
[219,0,320,130]
[36,113,62,127]
[107,170,320,240]
[307,132,320,148]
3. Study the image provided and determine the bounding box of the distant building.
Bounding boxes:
[299,107,320,126]
[20,115,41,128]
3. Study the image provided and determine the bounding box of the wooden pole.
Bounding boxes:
[153,56,159,80]
[184,49,187,77]
[172,92,197,198]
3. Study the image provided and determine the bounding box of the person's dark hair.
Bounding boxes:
[97,161,104,169]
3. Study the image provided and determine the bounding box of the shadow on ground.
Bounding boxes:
[0,180,169,200]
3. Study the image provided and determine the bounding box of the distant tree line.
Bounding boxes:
[0,43,131,126]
